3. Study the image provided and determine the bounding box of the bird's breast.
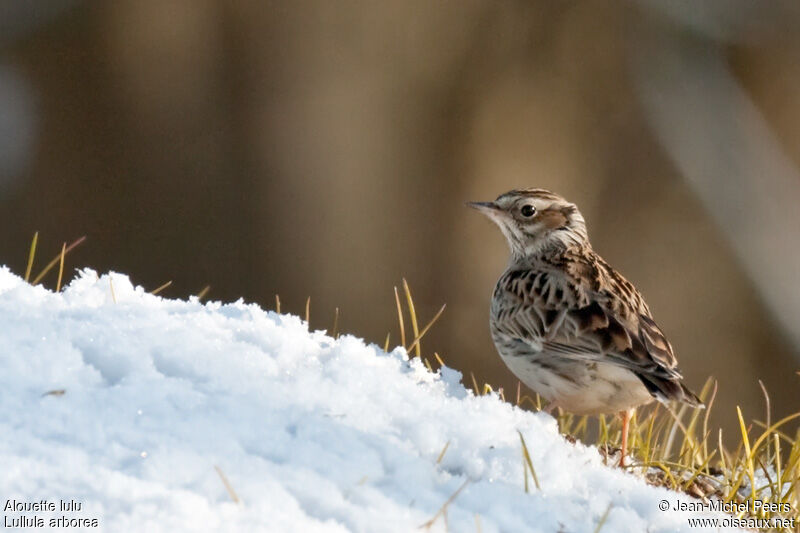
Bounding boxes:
[497,346,652,414]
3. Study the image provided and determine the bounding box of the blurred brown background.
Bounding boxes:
[1,1,799,440]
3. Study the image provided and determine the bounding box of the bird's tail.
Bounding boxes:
[679,382,704,409]
[638,373,705,409]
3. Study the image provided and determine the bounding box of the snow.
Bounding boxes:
[0,267,738,532]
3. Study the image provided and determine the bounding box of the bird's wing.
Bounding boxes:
[493,269,701,405]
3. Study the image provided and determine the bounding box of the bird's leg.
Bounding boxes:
[619,408,633,468]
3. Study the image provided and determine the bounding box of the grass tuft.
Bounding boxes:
[31,235,86,286]
[214,465,241,504]
[24,231,38,282]
[195,285,211,301]
[150,280,172,295]
[592,503,613,533]
[394,286,406,348]
[332,307,339,339]
[420,479,470,530]
[402,279,422,358]
[519,430,541,492]
[55,242,66,292]
[436,441,450,465]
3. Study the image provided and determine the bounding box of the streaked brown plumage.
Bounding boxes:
[469,188,702,465]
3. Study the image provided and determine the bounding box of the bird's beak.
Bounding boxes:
[466,201,500,213]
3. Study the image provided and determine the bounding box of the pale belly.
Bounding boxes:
[500,351,654,415]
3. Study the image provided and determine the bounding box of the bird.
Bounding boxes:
[468,188,702,467]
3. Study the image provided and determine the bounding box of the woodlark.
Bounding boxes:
[469,189,702,466]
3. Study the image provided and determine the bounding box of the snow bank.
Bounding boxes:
[0,267,734,532]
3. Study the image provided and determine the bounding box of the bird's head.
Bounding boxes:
[468,189,588,262]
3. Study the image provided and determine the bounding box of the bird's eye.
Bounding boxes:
[520,204,536,217]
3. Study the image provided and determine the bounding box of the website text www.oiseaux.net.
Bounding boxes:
[659,499,795,530]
